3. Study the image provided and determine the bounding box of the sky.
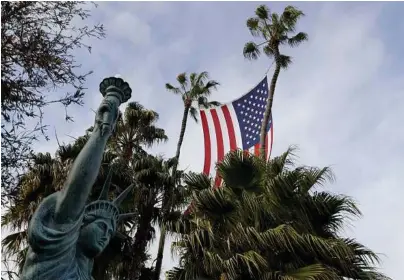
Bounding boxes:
[7,1,404,279]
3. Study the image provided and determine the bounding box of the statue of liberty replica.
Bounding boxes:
[21,77,134,280]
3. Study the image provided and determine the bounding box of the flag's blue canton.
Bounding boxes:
[232,77,272,150]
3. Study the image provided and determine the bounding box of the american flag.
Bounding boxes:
[199,76,273,186]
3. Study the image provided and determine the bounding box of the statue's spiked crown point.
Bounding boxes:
[98,167,113,200]
[113,184,134,206]
[84,166,136,234]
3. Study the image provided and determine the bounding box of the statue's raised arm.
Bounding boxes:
[54,77,132,223]
[21,77,136,280]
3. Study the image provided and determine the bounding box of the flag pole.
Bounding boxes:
[264,61,275,78]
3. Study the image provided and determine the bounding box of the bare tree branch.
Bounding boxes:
[1,1,105,205]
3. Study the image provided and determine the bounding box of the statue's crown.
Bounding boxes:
[84,201,120,228]
[84,167,136,235]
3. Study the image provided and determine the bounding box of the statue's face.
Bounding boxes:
[78,216,115,257]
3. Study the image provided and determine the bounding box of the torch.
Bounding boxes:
[99,76,132,136]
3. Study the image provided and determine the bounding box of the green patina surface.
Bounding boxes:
[21,77,133,280]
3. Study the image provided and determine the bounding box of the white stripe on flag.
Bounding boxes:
[227,104,243,149]
[204,109,216,178]
[217,106,230,163]
[267,125,273,160]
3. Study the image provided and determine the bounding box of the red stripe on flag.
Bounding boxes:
[210,109,224,187]
[265,134,268,160]
[269,121,274,158]
[200,111,211,175]
[221,105,237,151]
[254,143,260,156]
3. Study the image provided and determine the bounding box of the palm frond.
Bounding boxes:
[197,96,209,109]
[193,188,237,222]
[165,83,182,95]
[217,150,264,194]
[192,80,220,100]
[243,41,261,60]
[255,5,270,20]
[246,17,260,37]
[263,44,275,58]
[280,6,305,32]
[189,73,197,87]
[176,73,188,87]
[278,54,292,69]
[169,71,219,111]
[266,145,296,177]
[208,101,221,107]
[184,172,213,192]
[288,32,308,47]
[1,230,27,258]
[271,13,280,28]
[204,80,220,91]
[189,106,199,123]
[195,71,210,86]
[260,263,337,279]
[296,166,335,193]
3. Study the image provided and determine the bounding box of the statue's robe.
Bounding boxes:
[21,192,94,280]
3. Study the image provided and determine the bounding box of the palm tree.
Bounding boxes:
[165,71,220,171]
[166,149,390,280]
[107,101,171,280]
[120,155,186,280]
[1,152,61,276]
[153,72,220,280]
[109,101,167,162]
[243,5,308,158]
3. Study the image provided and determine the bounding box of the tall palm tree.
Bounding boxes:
[165,71,220,171]
[121,155,186,280]
[153,72,220,280]
[243,5,308,158]
[166,149,390,280]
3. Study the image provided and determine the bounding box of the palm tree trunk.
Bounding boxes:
[259,46,280,159]
[124,143,133,162]
[153,105,190,280]
[173,104,191,170]
[129,204,154,280]
[92,257,110,280]
[153,225,167,280]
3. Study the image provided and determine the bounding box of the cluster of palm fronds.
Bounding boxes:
[166,149,390,280]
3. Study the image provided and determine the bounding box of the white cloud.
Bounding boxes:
[108,11,152,47]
